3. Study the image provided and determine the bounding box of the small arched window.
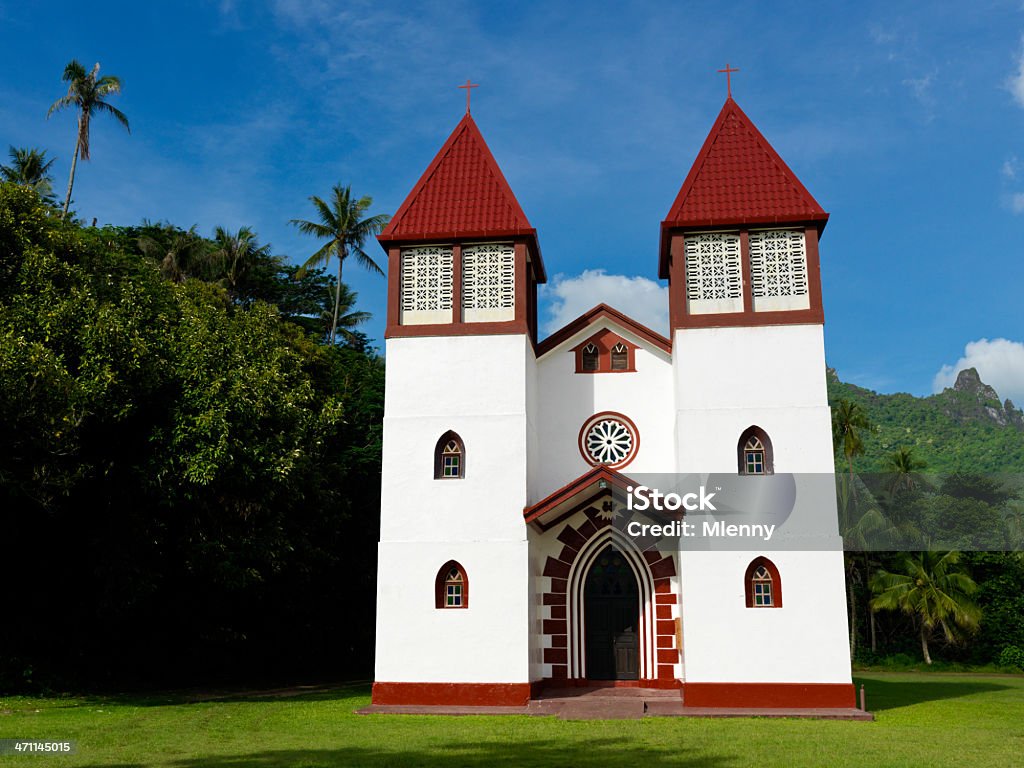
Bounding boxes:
[434,431,465,479]
[435,560,468,609]
[745,557,782,608]
[581,343,599,372]
[610,342,629,371]
[737,426,773,475]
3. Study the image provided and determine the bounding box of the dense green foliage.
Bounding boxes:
[827,372,1024,473]
[2,674,1024,767]
[0,184,383,691]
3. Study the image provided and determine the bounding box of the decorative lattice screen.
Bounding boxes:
[400,246,453,324]
[684,233,742,313]
[749,230,808,299]
[462,243,514,322]
[463,243,514,309]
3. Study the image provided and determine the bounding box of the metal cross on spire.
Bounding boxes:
[457,79,479,114]
[717,63,739,98]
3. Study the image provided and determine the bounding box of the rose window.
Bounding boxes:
[579,414,638,469]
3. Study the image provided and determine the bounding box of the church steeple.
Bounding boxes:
[379,113,545,340]
[660,97,827,329]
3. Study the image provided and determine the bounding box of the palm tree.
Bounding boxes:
[46,60,130,218]
[1,147,57,199]
[319,282,371,344]
[870,551,981,664]
[212,226,271,297]
[832,397,873,657]
[138,224,207,283]
[885,446,927,496]
[290,184,389,345]
[832,399,872,495]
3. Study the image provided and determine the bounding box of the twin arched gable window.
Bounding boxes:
[434,431,465,479]
[435,561,468,608]
[737,426,773,475]
[744,557,782,608]
[572,331,636,373]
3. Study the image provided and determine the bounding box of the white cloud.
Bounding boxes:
[1007,36,1024,107]
[933,338,1024,405]
[1010,192,1024,214]
[1003,155,1021,179]
[902,72,937,116]
[868,24,897,45]
[539,270,669,338]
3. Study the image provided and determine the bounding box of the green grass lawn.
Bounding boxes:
[1,673,1022,768]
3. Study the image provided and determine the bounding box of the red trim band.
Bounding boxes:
[372,682,531,706]
[683,682,855,708]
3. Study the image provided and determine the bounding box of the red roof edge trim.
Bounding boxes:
[378,227,538,242]
[523,465,637,525]
[536,303,671,357]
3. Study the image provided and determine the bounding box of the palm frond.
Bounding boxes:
[94,101,130,132]
[297,240,336,277]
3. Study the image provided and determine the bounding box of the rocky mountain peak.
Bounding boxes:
[953,367,1000,401]
[941,368,1024,429]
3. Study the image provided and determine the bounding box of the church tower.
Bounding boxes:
[372,110,546,705]
[661,96,853,706]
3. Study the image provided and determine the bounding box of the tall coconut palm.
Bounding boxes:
[832,399,872,495]
[46,60,130,218]
[870,550,981,664]
[290,184,389,345]
[318,282,371,344]
[1,146,57,199]
[212,226,272,297]
[832,398,873,657]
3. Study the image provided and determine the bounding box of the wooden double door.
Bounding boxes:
[583,545,639,680]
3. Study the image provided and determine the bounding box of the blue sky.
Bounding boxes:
[2,0,1023,402]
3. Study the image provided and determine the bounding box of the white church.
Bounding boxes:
[371,94,854,709]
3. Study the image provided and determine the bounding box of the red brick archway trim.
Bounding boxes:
[540,506,680,687]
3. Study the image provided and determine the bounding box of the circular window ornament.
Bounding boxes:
[578,412,639,469]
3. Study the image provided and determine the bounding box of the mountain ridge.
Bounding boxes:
[827,367,1024,473]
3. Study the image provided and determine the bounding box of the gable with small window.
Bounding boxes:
[435,561,468,609]
[745,557,782,608]
[571,330,637,374]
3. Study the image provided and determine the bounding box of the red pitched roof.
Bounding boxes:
[523,465,637,528]
[536,303,671,357]
[379,113,537,243]
[659,97,828,277]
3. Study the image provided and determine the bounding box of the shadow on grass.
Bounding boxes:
[79,739,737,768]
[854,675,1012,712]
[52,683,372,709]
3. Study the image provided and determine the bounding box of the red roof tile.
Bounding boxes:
[658,97,828,278]
[379,114,536,242]
[663,97,827,229]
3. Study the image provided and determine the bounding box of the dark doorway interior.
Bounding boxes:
[584,544,639,680]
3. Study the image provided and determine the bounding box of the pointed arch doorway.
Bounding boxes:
[583,544,640,680]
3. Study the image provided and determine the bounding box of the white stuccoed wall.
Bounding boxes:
[534,322,675,495]
[679,550,851,683]
[673,323,852,685]
[375,320,851,688]
[375,333,534,683]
